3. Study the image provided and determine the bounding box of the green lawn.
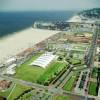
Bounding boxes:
[0,84,31,100]
[7,84,31,100]
[15,52,44,83]
[91,68,97,78]
[15,52,66,84]
[88,82,97,96]
[63,72,78,91]
[38,61,66,84]
[53,95,72,100]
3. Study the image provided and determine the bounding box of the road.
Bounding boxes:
[86,24,100,96]
[86,24,98,67]
[0,74,99,100]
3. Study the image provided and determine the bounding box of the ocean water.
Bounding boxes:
[0,11,76,38]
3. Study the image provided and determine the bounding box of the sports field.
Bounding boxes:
[15,52,66,84]
[15,52,44,83]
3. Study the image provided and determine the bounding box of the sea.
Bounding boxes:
[0,11,77,38]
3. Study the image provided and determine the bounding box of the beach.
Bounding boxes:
[0,28,59,63]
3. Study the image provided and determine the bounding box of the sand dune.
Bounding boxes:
[0,28,59,63]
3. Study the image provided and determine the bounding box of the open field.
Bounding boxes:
[88,81,97,96]
[14,52,44,83]
[0,28,59,63]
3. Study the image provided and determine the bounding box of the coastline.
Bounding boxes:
[0,27,59,63]
[0,14,75,63]
[0,27,31,41]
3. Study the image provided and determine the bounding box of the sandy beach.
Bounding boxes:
[0,28,59,63]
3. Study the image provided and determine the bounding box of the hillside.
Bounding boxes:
[78,8,100,19]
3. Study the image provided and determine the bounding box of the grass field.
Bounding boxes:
[0,83,31,100]
[7,84,31,100]
[63,72,78,91]
[91,68,97,78]
[14,52,45,83]
[88,81,97,96]
[15,52,66,84]
[38,61,66,84]
[0,53,43,99]
[53,95,72,100]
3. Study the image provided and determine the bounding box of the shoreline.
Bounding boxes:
[0,14,75,63]
[0,27,59,63]
[0,27,32,41]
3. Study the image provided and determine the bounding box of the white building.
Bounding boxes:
[30,52,56,68]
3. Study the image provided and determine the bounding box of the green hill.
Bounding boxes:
[78,8,100,19]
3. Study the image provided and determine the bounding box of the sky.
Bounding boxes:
[0,0,100,11]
